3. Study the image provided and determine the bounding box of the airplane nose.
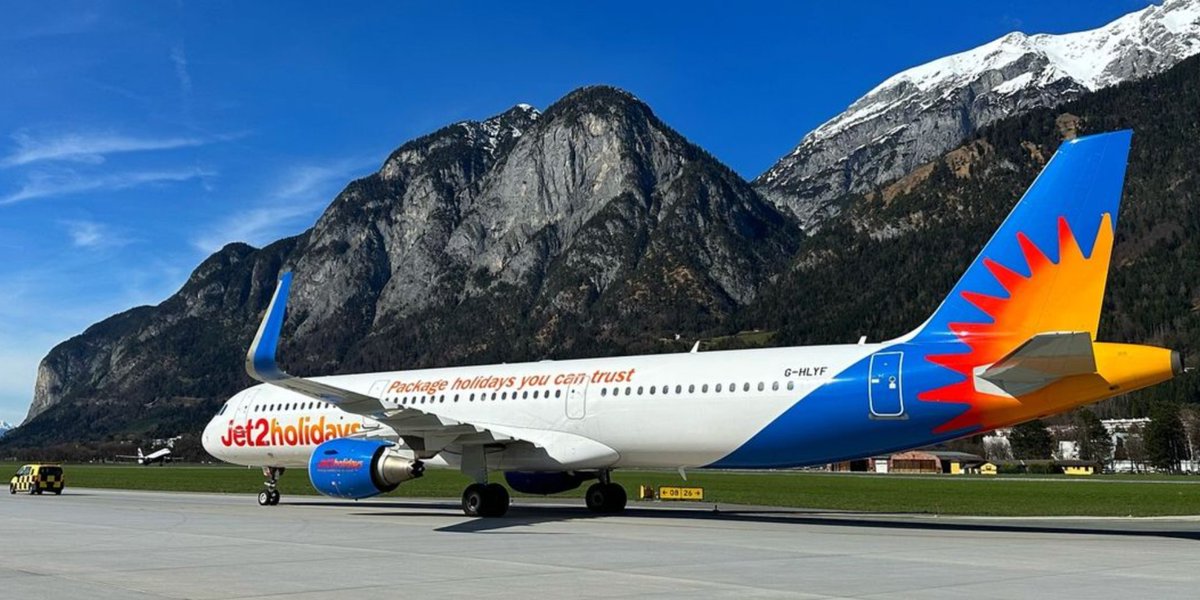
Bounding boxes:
[201,419,219,459]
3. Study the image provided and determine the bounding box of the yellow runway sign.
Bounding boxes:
[658,486,704,501]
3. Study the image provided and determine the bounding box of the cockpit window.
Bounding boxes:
[218,402,229,415]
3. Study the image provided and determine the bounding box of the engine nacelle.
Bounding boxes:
[308,438,423,499]
[504,471,593,495]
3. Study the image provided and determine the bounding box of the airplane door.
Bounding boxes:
[235,390,257,422]
[565,383,587,420]
[868,352,904,418]
[362,380,389,430]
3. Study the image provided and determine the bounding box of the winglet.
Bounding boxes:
[246,272,293,382]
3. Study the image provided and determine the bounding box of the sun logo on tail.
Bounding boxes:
[919,214,1114,433]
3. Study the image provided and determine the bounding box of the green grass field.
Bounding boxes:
[17,463,1200,517]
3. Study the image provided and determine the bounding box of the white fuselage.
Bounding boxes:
[202,343,876,471]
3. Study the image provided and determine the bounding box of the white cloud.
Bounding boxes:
[60,220,131,249]
[2,130,237,167]
[170,44,192,96]
[0,167,214,205]
[190,159,375,253]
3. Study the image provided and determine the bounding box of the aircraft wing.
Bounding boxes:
[246,274,617,465]
[977,331,1097,396]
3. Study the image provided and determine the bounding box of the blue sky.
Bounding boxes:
[0,1,1156,424]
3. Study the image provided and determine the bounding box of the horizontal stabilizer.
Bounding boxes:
[977,332,1096,396]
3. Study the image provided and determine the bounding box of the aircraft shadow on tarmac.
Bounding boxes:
[288,499,1200,540]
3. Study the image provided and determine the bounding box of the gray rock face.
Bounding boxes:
[756,0,1200,228]
[14,86,800,443]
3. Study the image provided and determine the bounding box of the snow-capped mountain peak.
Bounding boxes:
[758,0,1200,227]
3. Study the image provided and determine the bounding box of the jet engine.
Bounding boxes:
[308,438,423,499]
[504,471,594,495]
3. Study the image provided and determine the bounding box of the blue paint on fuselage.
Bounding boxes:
[708,341,975,468]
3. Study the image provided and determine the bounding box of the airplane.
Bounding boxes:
[202,130,1180,516]
[116,447,173,466]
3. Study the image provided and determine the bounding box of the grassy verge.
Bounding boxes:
[29,463,1200,517]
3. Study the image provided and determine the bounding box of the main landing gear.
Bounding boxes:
[461,483,510,517]
[258,466,284,506]
[585,472,627,514]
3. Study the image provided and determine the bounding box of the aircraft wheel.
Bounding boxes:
[258,490,272,506]
[269,490,281,505]
[585,483,609,513]
[462,483,487,517]
[606,483,627,513]
[585,483,626,514]
[483,483,509,517]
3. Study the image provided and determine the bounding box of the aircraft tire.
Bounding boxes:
[482,483,509,517]
[585,483,626,514]
[606,483,627,513]
[585,483,608,513]
[258,490,271,506]
[462,483,487,517]
[269,490,280,505]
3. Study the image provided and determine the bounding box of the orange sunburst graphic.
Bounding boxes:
[919,214,1114,434]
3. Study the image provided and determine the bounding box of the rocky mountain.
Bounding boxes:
[0,421,13,438]
[756,0,1200,228]
[747,52,1200,410]
[3,86,800,449]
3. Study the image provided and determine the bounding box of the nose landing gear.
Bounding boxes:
[258,466,284,506]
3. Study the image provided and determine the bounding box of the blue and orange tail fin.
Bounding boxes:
[910,130,1132,346]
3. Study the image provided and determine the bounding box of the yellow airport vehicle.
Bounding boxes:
[9,464,65,495]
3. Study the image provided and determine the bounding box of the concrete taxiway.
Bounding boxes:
[2,488,1199,599]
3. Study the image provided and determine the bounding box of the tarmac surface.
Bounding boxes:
[2,488,1199,599]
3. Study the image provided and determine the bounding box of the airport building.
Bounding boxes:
[828,451,992,475]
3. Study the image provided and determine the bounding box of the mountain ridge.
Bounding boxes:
[6,85,800,448]
[755,0,1200,228]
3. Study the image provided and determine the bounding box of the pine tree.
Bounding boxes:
[1144,402,1191,472]
[1009,420,1055,460]
[1074,408,1113,463]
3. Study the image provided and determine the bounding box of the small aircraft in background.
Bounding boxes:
[116,447,173,466]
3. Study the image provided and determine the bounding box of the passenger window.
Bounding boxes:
[688,384,695,393]
[787,381,795,390]
[744,383,751,392]
[523,391,529,399]
[625,386,632,396]
[757,382,764,392]
[601,388,607,397]
[649,386,656,395]
[675,385,682,394]
[715,383,722,393]
[637,386,644,395]
[702,384,709,393]
[556,389,562,398]
[772,381,779,391]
